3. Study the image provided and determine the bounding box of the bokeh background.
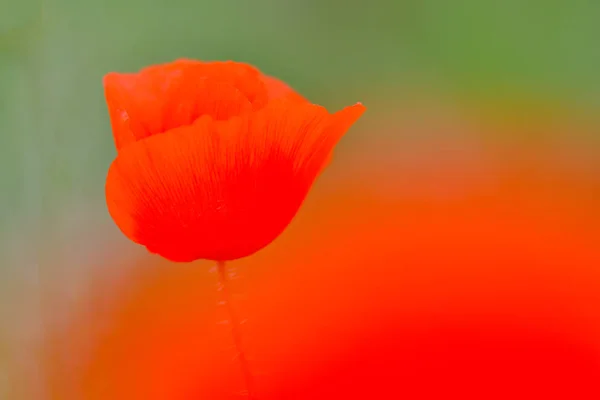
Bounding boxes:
[1,1,599,398]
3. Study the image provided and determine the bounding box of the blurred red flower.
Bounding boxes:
[45,164,600,400]
[103,59,365,262]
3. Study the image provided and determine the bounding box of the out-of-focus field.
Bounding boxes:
[1,1,599,398]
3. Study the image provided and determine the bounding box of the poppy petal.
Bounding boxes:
[159,61,269,117]
[261,75,307,103]
[105,100,362,262]
[161,79,253,130]
[328,102,367,138]
[103,73,163,150]
[104,61,274,152]
[103,64,196,150]
[318,103,366,171]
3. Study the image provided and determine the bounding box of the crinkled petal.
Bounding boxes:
[103,72,164,150]
[103,60,269,151]
[161,79,253,130]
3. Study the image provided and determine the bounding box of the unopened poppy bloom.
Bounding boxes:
[103,59,365,262]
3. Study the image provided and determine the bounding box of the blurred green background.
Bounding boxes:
[1,0,599,397]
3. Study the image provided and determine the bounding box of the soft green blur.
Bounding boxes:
[1,0,599,397]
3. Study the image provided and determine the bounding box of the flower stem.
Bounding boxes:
[216,260,255,399]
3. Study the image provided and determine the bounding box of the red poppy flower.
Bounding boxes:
[103,59,365,262]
